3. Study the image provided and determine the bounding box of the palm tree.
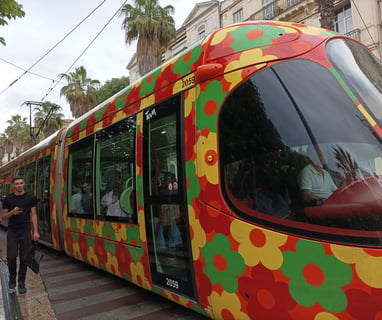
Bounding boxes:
[34,101,64,138]
[0,134,8,165]
[59,66,100,118]
[5,114,31,156]
[120,0,176,76]
[318,0,335,30]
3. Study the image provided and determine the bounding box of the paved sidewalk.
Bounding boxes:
[0,258,57,320]
[0,227,56,320]
[16,266,57,320]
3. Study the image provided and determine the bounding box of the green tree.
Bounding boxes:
[5,114,30,156]
[34,101,64,138]
[120,0,176,76]
[59,66,100,118]
[93,76,130,107]
[0,0,25,46]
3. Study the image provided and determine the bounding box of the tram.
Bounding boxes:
[1,20,382,319]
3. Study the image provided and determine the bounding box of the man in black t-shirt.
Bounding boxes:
[2,176,40,294]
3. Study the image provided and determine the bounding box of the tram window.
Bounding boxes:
[16,163,35,193]
[36,156,51,240]
[0,174,10,197]
[327,39,382,125]
[95,117,137,223]
[220,59,382,238]
[68,136,94,218]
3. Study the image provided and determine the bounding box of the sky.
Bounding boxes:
[0,0,199,134]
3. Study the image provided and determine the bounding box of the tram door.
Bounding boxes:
[36,156,52,242]
[143,96,196,299]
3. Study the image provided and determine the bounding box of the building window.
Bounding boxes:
[199,30,206,40]
[233,8,243,23]
[172,38,187,56]
[287,0,300,7]
[262,0,274,20]
[335,5,353,35]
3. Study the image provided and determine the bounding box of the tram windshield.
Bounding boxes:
[326,38,382,125]
[219,46,382,241]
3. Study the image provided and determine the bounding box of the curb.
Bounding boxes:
[0,259,22,320]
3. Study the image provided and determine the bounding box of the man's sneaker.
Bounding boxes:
[8,280,16,293]
[18,282,26,294]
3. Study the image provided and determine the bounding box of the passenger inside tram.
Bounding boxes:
[80,182,93,215]
[156,172,182,251]
[298,144,338,206]
[71,182,84,215]
[101,182,125,217]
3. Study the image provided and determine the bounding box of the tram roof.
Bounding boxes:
[64,20,338,142]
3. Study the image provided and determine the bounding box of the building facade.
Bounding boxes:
[127,0,382,82]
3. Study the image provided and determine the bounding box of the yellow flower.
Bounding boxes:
[184,88,196,117]
[196,133,218,184]
[112,223,127,242]
[72,242,82,260]
[105,251,120,276]
[231,220,287,269]
[210,26,240,46]
[162,291,189,307]
[94,221,106,236]
[225,49,274,90]
[77,219,86,233]
[140,95,155,110]
[276,21,325,35]
[314,312,339,320]
[130,261,151,290]
[138,209,146,242]
[208,291,250,320]
[331,244,382,288]
[188,205,206,260]
[87,246,99,266]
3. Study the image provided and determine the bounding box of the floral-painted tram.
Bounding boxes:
[1,21,382,319]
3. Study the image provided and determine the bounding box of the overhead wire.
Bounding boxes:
[41,0,129,102]
[0,57,63,83]
[0,0,107,97]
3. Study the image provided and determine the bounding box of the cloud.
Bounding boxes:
[0,0,198,133]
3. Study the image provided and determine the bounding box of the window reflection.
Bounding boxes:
[68,136,94,218]
[220,59,382,236]
[327,39,382,123]
[96,117,137,223]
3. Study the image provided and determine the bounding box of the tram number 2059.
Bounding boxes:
[166,277,179,290]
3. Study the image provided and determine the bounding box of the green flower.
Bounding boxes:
[84,220,95,236]
[281,239,353,313]
[70,219,78,232]
[115,87,131,109]
[230,25,285,52]
[102,223,116,241]
[126,226,144,263]
[201,233,245,293]
[173,43,202,77]
[140,68,161,96]
[196,80,227,132]
[95,104,107,121]
[186,160,200,204]
[104,239,116,255]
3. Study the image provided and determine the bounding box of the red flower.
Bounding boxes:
[115,243,133,276]
[94,238,108,267]
[238,265,295,319]
[347,288,382,319]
